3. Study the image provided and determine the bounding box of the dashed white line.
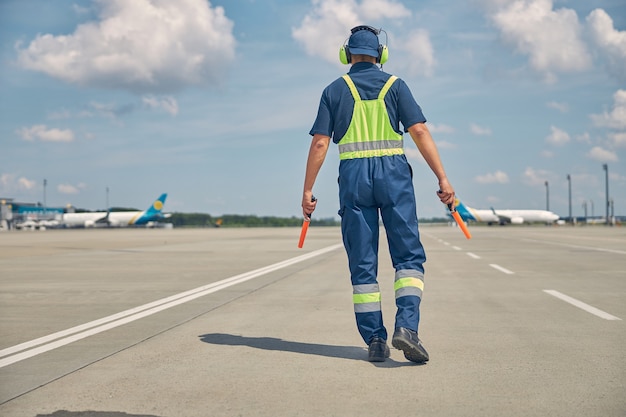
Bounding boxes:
[489,264,514,274]
[0,243,343,369]
[543,290,622,321]
[523,239,626,255]
[452,246,462,251]
[467,252,481,259]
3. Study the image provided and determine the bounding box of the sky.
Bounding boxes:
[1,0,625,220]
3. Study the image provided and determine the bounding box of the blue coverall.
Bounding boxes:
[310,62,427,345]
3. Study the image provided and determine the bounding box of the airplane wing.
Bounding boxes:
[491,208,512,224]
[94,212,111,225]
[491,208,525,224]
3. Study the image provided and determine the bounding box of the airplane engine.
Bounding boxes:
[511,217,524,224]
[84,220,95,228]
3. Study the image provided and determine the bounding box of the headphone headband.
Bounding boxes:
[350,25,380,35]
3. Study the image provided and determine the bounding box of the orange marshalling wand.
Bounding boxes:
[298,196,316,248]
[448,203,472,239]
[297,220,310,248]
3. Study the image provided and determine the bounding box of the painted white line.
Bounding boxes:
[443,242,450,246]
[0,244,343,368]
[452,246,462,251]
[543,290,622,321]
[489,264,514,274]
[523,239,626,255]
[467,252,481,259]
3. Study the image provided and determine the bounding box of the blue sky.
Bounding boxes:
[1,0,624,219]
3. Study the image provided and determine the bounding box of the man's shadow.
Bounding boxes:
[198,333,419,367]
[36,412,161,417]
[199,333,364,361]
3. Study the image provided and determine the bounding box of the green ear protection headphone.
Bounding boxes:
[339,25,388,65]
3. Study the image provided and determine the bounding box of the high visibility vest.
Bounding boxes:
[338,74,404,160]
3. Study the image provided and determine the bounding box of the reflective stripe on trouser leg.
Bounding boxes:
[394,269,424,332]
[352,284,386,344]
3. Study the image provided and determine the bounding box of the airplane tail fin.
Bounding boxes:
[144,193,167,217]
[453,197,476,222]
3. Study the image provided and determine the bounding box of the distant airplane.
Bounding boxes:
[452,198,560,225]
[60,193,170,228]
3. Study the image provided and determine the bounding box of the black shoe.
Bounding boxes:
[392,327,429,363]
[368,337,390,362]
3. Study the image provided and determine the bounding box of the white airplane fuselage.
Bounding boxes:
[466,208,560,224]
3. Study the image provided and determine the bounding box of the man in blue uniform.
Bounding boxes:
[301,25,455,363]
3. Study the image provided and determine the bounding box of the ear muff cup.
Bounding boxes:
[378,45,388,65]
[339,45,350,65]
[339,37,388,65]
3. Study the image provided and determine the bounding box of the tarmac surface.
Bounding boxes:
[0,225,624,417]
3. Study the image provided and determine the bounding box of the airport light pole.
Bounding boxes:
[544,181,549,211]
[603,164,610,226]
[566,174,571,223]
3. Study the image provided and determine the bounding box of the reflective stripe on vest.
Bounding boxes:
[338,74,404,160]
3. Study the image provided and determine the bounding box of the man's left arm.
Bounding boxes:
[407,122,455,205]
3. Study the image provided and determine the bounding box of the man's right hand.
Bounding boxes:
[302,193,317,220]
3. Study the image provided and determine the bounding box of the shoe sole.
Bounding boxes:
[392,336,429,363]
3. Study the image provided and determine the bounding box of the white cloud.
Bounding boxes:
[87,101,134,120]
[428,123,455,134]
[591,89,626,130]
[546,101,569,113]
[16,0,236,93]
[470,123,492,136]
[435,140,457,150]
[58,183,85,194]
[489,0,592,81]
[587,146,618,162]
[292,0,411,65]
[475,170,509,184]
[0,174,37,192]
[545,126,570,146]
[576,132,592,144]
[18,177,37,190]
[586,9,626,82]
[396,29,436,76]
[608,132,626,148]
[142,96,179,116]
[17,125,75,142]
[404,147,424,163]
[522,167,552,186]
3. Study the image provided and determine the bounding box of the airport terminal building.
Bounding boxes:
[0,198,69,230]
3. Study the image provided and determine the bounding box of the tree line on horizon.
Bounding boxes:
[167,212,449,228]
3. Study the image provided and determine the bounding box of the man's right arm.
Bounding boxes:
[302,134,331,219]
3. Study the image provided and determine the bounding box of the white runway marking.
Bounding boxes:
[0,243,343,369]
[523,239,626,255]
[543,290,622,321]
[452,246,462,251]
[489,264,514,274]
[467,252,481,259]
